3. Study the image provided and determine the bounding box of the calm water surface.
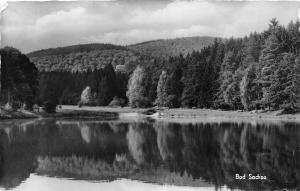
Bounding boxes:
[0,117,299,191]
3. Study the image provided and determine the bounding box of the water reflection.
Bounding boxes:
[0,119,299,190]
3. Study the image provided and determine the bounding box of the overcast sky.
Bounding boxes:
[1,0,299,53]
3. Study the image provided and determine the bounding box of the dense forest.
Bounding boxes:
[125,19,300,111]
[128,36,215,59]
[27,37,215,70]
[1,19,300,112]
[38,64,128,106]
[28,44,141,73]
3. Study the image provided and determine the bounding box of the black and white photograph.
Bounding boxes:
[0,0,300,190]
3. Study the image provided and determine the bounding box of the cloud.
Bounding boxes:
[33,7,119,36]
[129,1,221,29]
[1,1,298,53]
[35,7,86,31]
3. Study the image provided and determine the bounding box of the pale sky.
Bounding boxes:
[0,1,299,53]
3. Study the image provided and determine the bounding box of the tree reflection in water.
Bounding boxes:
[0,119,299,190]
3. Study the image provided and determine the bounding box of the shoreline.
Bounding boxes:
[0,105,299,122]
[0,107,118,120]
[59,105,300,122]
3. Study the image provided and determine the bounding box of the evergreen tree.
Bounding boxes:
[223,69,243,110]
[286,21,300,54]
[181,52,204,107]
[240,63,259,110]
[96,64,116,106]
[115,71,129,100]
[143,59,163,103]
[41,78,59,113]
[258,33,282,109]
[97,76,110,106]
[155,70,169,107]
[277,54,300,110]
[217,51,239,109]
[244,33,262,63]
[166,62,184,108]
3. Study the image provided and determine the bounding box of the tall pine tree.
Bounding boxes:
[96,63,116,106]
[240,63,259,110]
[258,33,281,109]
[155,70,169,107]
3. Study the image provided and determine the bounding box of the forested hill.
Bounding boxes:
[27,43,127,57]
[5,19,300,112]
[27,43,140,72]
[27,36,216,72]
[128,36,216,58]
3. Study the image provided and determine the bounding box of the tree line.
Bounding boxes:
[127,19,300,111]
[1,19,299,112]
[38,64,128,112]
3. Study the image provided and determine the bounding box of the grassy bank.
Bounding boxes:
[40,109,118,119]
[61,105,300,122]
[0,106,118,120]
[1,105,299,121]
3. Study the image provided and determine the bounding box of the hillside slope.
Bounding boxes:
[27,36,216,72]
[128,36,216,58]
[28,44,140,72]
[27,44,127,58]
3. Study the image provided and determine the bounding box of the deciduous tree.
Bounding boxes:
[126,66,150,108]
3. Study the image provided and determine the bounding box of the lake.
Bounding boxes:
[0,117,299,191]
